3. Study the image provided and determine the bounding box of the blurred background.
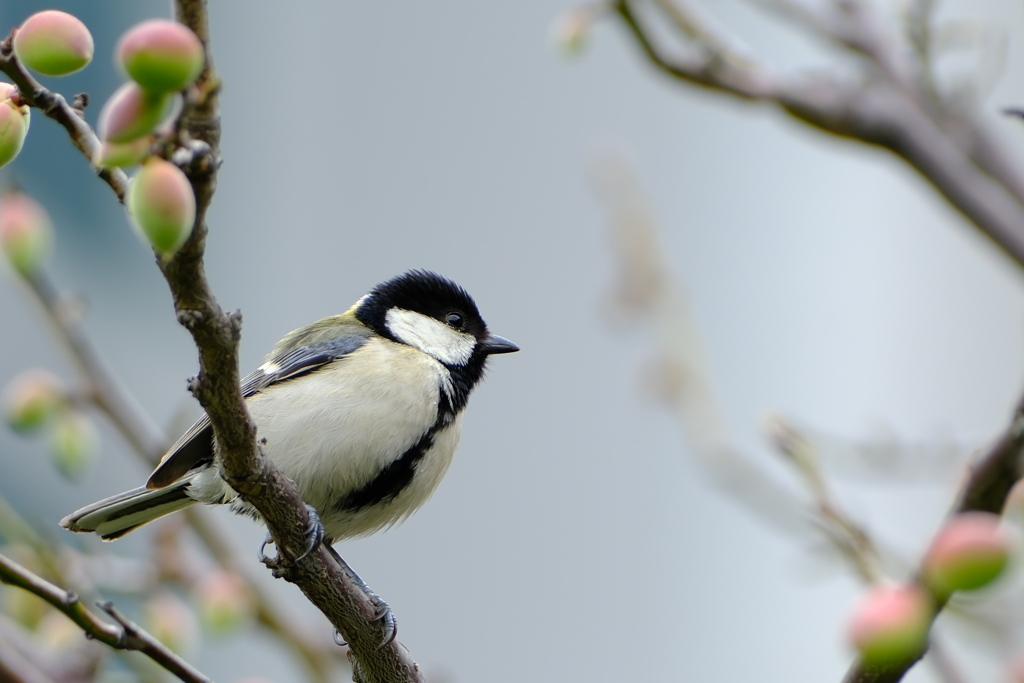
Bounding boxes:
[2,0,1024,681]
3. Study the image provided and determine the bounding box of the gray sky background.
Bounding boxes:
[2,1,1024,681]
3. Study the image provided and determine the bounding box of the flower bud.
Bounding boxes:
[13,11,93,76]
[0,191,54,277]
[550,9,591,56]
[847,584,931,665]
[117,20,204,93]
[1,545,48,629]
[49,410,98,481]
[95,136,151,168]
[37,610,84,652]
[144,593,198,655]
[923,512,1013,595]
[3,369,62,433]
[1008,654,1024,683]
[127,159,196,254]
[0,84,30,169]
[196,570,255,634]
[97,82,171,144]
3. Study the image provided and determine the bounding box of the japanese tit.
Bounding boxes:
[61,270,518,544]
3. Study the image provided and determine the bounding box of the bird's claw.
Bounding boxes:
[324,544,398,648]
[257,532,275,563]
[373,596,397,647]
[296,504,325,562]
[256,504,325,566]
[330,598,396,649]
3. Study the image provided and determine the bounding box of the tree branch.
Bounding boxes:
[0,3,426,678]
[842,387,1024,683]
[0,552,211,683]
[595,149,1024,683]
[153,4,424,681]
[611,0,1024,268]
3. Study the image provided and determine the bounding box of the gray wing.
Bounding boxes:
[145,335,370,489]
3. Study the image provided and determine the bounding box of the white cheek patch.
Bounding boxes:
[385,308,476,365]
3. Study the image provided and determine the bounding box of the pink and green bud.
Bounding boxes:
[923,512,1013,595]
[1008,654,1024,683]
[2,545,48,628]
[49,410,98,481]
[97,82,171,144]
[95,136,151,168]
[0,84,30,169]
[196,570,255,633]
[847,584,931,665]
[144,593,198,655]
[3,369,61,433]
[0,191,54,277]
[550,9,591,56]
[127,159,196,254]
[13,11,93,76]
[117,20,204,93]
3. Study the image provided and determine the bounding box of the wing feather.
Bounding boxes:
[145,334,369,489]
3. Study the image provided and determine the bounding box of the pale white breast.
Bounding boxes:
[189,336,463,540]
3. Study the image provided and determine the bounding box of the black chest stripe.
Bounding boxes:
[330,381,461,515]
[331,428,438,514]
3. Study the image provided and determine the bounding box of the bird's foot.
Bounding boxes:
[325,544,398,648]
[257,504,326,578]
[297,504,325,561]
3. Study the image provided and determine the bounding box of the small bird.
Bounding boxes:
[61,270,517,596]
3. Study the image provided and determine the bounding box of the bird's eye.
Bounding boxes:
[445,312,464,329]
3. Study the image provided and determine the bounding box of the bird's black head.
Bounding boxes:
[355,270,518,412]
[356,270,518,364]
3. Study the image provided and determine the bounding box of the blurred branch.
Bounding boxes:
[601,3,1024,674]
[17,259,341,681]
[842,387,1024,683]
[0,35,129,203]
[594,155,1024,682]
[23,268,166,460]
[614,0,781,99]
[766,417,884,585]
[593,155,810,536]
[0,552,210,683]
[610,0,1024,268]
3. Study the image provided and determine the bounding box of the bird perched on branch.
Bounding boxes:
[61,270,518,641]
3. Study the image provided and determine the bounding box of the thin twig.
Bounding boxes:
[0,552,211,683]
[767,417,885,584]
[0,34,129,202]
[615,0,780,100]
[650,0,753,62]
[24,269,167,459]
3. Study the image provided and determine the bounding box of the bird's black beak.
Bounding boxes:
[482,334,519,355]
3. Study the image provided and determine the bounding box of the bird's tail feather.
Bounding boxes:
[60,476,197,541]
